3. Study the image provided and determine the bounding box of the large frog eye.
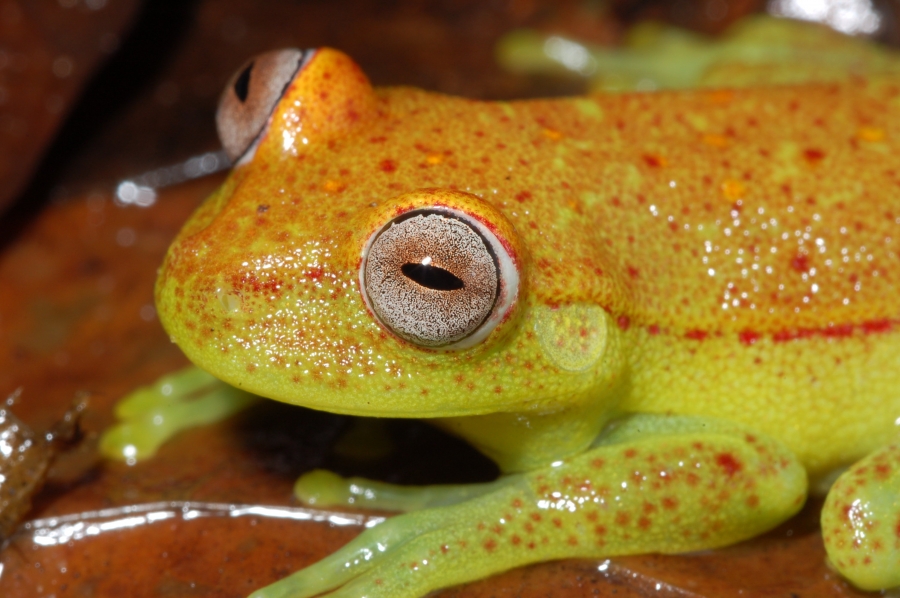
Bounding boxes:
[361,207,519,349]
[216,48,311,163]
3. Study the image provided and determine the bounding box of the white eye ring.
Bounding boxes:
[360,206,519,350]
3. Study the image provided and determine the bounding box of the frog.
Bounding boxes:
[107,17,900,598]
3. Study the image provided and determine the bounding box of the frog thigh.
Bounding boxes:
[822,443,900,590]
[251,414,806,598]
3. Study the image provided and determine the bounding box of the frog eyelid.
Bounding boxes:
[216,48,316,164]
[360,206,519,350]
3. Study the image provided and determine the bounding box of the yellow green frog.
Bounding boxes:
[103,15,900,597]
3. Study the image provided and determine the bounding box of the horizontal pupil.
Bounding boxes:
[401,262,464,291]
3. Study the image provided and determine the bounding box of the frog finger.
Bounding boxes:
[100,366,257,462]
[294,468,516,511]
[822,443,900,590]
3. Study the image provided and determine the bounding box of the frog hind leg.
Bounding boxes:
[822,443,900,590]
[251,413,807,598]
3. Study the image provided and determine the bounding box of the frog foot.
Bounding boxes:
[100,366,257,462]
[253,414,806,598]
[822,443,900,590]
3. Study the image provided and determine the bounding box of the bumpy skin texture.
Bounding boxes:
[156,43,900,595]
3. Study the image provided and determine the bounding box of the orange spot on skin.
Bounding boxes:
[705,90,733,104]
[542,128,563,140]
[379,159,397,172]
[857,126,886,142]
[323,180,346,192]
[615,512,630,526]
[702,134,731,148]
[721,179,745,201]
[425,153,444,164]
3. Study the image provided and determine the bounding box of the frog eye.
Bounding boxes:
[361,207,519,349]
[216,48,311,163]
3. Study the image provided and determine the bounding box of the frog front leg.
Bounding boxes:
[822,443,900,590]
[252,413,806,598]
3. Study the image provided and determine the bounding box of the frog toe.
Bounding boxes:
[294,469,509,512]
[822,443,900,591]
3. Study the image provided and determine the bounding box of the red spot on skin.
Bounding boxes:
[790,253,811,273]
[685,330,708,341]
[595,525,607,536]
[553,518,562,528]
[875,463,891,479]
[369,136,386,143]
[804,148,826,163]
[863,319,892,334]
[586,512,598,522]
[592,458,605,469]
[515,191,532,202]
[530,513,542,522]
[484,539,497,552]
[615,512,630,526]
[511,535,521,545]
[716,453,743,476]
[617,315,631,331]
[648,324,660,335]
[627,266,640,279]
[624,448,637,458]
[739,330,760,346]
[686,473,700,486]
[567,536,578,546]
[511,498,523,509]
[638,517,652,530]
[493,386,503,394]
[441,545,449,554]
[642,154,664,167]
[662,496,679,510]
[379,159,397,172]
[894,520,900,539]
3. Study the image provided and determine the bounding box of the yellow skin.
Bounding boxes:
[112,18,900,597]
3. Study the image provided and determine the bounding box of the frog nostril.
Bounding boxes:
[233,62,254,103]
[401,262,464,291]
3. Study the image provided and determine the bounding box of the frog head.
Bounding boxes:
[155,48,629,420]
